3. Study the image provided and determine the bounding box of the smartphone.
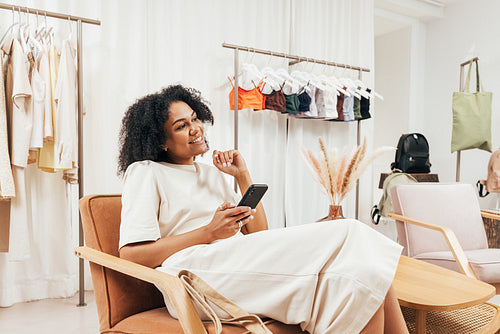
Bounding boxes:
[238,184,268,209]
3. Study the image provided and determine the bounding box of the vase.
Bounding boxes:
[317,205,344,222]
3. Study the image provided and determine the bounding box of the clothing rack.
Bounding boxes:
[222,43,371,219]
[456,57,479,181]
[0,2,101,307]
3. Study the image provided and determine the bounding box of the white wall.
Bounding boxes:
[373,26,411,239]
[374,26,412,168]
[424,0,500,209]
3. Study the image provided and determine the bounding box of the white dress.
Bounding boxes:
[120,161,402,334]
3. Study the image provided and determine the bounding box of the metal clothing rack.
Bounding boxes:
[222,43,371,219]
[456,56,479,182]
[0,2,101,307]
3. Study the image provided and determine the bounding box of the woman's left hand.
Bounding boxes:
[213,149,248,178]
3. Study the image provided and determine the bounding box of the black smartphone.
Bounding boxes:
[238,184,268,209]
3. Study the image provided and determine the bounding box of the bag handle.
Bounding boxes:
[178,270,272,334]
[477,180,490,198]
[371,205,381,225]
[464,59,484,93]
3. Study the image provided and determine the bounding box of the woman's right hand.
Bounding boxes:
[205,202,255,241]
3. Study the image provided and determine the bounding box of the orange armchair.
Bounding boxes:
[75,194,306,334]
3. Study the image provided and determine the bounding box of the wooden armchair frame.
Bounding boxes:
[388,212,500,294]
[76,194,306,334]
[75,246,206,334]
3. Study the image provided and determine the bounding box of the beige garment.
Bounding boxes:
[0,38,33,260]
[9,39,33,168]
[0,201,10,252]
[38,44,53,143]
[54,39,78,177]
[0,52,15,198]
[0,48,15,252]
[120,161,402,334]
[29,54,45,150]
[38,36,70,172]
[26,53,46,166]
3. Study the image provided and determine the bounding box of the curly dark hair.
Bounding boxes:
[117,84,214,176]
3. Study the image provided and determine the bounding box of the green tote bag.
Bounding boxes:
[451,59,492,153]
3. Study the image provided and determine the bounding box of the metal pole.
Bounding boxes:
[456,57,478,182]
[222,43,370,73]
[77,19,86,307]
[233,48,239,192]
[355,70,362,220]
[0,2,100,25]
[456,63,464,182]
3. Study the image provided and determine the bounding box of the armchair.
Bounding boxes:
[75,194,305,334]
[76,193,500,334]
[389,183,500,293]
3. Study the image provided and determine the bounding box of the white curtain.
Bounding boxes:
[286,0,375,225]
[0,0,374,305]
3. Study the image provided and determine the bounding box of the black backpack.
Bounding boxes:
[390,133,431,173]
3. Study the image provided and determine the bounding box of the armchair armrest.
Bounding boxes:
[74,246,207,334]
[387,213,477,279]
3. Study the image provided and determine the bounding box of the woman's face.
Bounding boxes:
[163,101,208,164]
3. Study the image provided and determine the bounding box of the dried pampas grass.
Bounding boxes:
[302,137,395,206]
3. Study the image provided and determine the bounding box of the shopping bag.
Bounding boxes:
[178,270,272,334]
[451,59,492,153]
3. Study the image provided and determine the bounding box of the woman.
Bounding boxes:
[118,85,408,334]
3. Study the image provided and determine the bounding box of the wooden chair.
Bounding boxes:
[75,194,306,334]
[389,182,500,333]
[389,182,500,293]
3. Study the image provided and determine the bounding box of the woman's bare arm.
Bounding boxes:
[212,149,269,234]
[120,204,253,268]
[236,171,269,234]
[119,226,212,268]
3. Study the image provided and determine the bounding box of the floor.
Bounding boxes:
[0,292,499,333]
[0,291,99,334]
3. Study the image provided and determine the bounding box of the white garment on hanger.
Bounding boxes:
[8,166,31,261]
[10,38,33,167]
[54,38,77,168]
[29,55,46,149]
[38,45,53,142]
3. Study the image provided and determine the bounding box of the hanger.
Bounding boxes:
[27,10,43,58]
[67,15,73,40]
[324,66,350,96]
[18,8,30,54]
[259,52,282,91]
[338,67,362,98]
[42,12,54,41]
[290,70,309,85]
[306,60,329,91]
[0,6,19,50]
[277,68,301,93]
[351,76,384,101]
[261,66,286,88]
[35,11,47,40]
[278,54,301,90]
